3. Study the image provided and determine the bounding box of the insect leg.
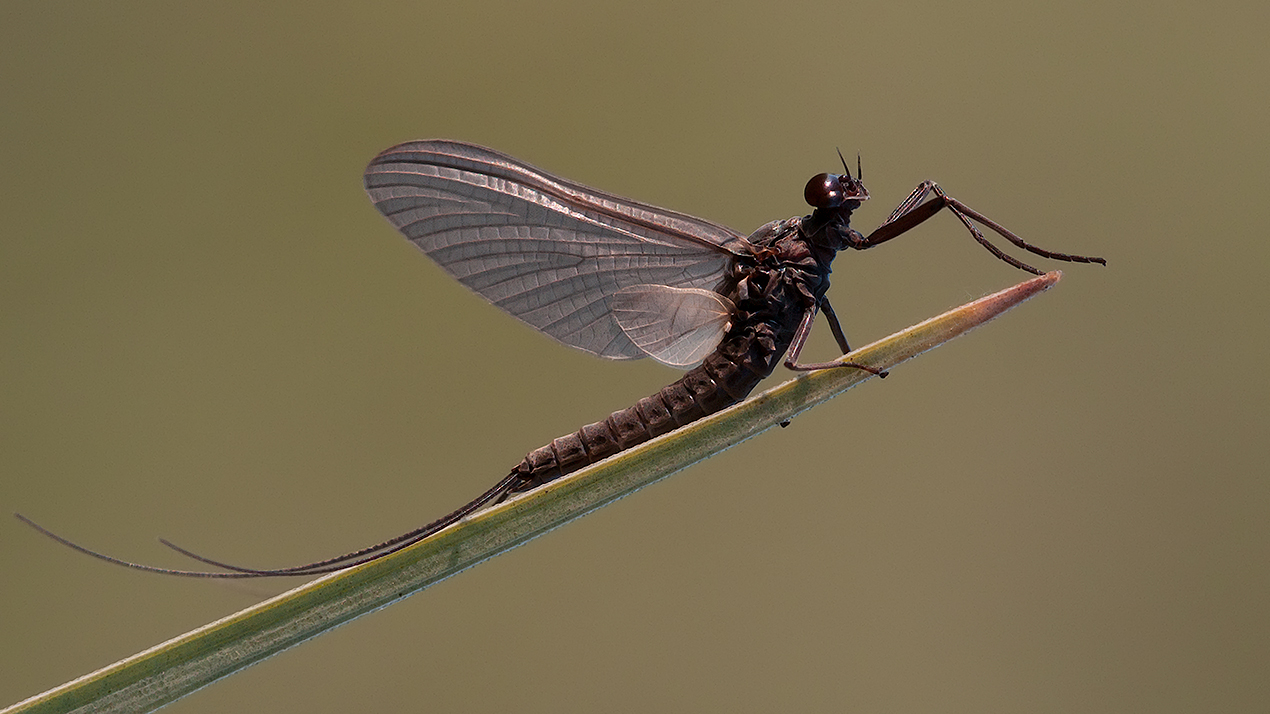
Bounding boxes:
[818,297,852,354]
[783,305,886,376]
[858,181,1106,274]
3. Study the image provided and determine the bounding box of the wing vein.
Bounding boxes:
[364,140,747,360]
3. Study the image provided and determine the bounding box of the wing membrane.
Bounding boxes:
[365,140,748,360]
[611,285,734,368]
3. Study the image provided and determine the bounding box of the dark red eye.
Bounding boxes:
[804,173,844,208]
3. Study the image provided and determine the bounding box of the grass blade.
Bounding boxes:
[5,271,1061,714]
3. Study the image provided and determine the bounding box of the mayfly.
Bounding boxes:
[18,140,1104,576]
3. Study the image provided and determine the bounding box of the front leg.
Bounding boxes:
[855,181,1106,275]
[783,304,887,377]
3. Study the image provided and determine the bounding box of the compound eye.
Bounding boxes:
[804,173,843,208]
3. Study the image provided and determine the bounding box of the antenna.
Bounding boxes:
[835,148,851,178]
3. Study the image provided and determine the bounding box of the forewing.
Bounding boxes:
[610,285,735,368]
[364,140,748,360]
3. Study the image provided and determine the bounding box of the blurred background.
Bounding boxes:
[2,2,1266,712]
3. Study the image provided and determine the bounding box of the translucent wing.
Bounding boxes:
[364,140,750,360]
[610,285,734,368]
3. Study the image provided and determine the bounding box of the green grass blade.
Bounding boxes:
[5,271,1061,714]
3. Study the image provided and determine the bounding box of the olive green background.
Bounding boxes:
[2,2,1266,712]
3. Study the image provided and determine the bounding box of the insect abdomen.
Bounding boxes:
[510,350,767,491]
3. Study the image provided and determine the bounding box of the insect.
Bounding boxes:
[18,140,1104,577]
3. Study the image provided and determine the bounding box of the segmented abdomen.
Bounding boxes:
[509,347,769,492]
